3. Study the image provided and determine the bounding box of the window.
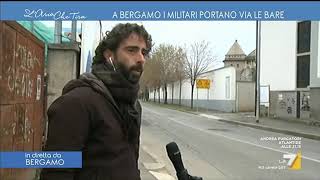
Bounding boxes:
[296,21,311,88]
[225,76,230,99]
[297,21,311,54]
[237,64,239,68]
[297,55,310,88]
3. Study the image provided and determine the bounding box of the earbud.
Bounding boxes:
[109,57,116,71]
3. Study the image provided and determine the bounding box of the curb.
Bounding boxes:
[141,146,164,164]
[141,146,176,180]
[218,119,320,141]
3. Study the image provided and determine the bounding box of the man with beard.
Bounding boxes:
[40,23,152,180]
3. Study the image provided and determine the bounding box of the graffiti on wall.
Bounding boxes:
[0,22,45,180]
[278,94,286,109]
[6,44,41,99]
[277,93,296,117]
[276,91,311,118]
[301,92,310,111]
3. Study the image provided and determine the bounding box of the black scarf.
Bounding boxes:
[91,62,141,143]
[91,61,140,104]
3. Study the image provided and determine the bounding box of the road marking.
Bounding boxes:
[149,171,176,180]
[199,114,222,120]
[142,144,176,180]
[143,107,163,116]
[143,162,165,170]
[165,117,320,164]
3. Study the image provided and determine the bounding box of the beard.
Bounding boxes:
[114,59,143,84]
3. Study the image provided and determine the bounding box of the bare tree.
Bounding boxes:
[170,47,187,105]
[140,44,188,105]
[140,52,161,103]
[184,41,216,109]
[139,60,153,101]
[152,44,183,104]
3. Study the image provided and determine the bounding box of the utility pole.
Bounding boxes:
[71,21,77,42]
[255,21,261,123]
[54,21,62,44]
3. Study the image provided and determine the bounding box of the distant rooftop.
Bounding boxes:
[226,40,246,56]
[245,49,256,60]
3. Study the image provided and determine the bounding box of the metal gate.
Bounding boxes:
[0,21,45,180]
[236,81,255,112]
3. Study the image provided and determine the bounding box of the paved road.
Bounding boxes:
[140,103,320,180]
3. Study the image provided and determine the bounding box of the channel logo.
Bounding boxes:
[283,151,301,170]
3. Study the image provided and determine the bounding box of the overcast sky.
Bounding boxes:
[102,21,256,69]
[42,21,256,69]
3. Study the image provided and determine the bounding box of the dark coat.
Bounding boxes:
[40,73,142,180]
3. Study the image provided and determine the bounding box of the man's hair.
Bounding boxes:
[92,23,153,65]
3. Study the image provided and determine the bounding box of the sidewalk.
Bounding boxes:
[199,111,320,141]
[139,146,176,180]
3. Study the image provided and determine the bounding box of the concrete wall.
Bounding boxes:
[47,43,80,107]
[236,81,255,112]
[269,91,278,118]
[260,21,297,91]
[310,88,320,120]
[150,66,240,112]
[156,66,237,102]
[269,90,312,119]
[184,99,236,112]
[210,66,237,100]
[299,91,311,119]
[167,80,189,104]
[310,21,320,87]
[310,22,320,120]
[273,91,298,119]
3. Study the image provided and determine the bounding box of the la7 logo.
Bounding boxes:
[283,151,301,170]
